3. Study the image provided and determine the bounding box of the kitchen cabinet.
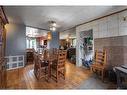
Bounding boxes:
[119,11,127,36]
[98,18,108,38]
[107,14,119,37]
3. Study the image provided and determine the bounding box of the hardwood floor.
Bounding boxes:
[6,60,92,89]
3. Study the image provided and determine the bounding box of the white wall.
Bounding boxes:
[76,10,127,67]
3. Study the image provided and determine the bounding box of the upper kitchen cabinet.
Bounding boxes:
[118,10,127,36]
[107,14,119,37]
[78,10,127,39]
[92,21,99,39]
[98,17,108,38]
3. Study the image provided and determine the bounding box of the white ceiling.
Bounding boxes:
[4,6,127,38]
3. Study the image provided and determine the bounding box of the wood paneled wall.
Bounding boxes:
[94,36,127,69]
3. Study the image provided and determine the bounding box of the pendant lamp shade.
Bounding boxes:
[47,32,52,40]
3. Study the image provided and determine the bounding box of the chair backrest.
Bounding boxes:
[53,48,58,53]
[52,48,59,58]
[57,50,67,68]
[33,52,38,72]
[43,49,48,59]
[95,49,107,66]
[34,52,43,69]
[48,48,58,54]
[34,52,38,65]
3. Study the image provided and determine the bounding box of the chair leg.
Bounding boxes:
[90,67,93,73]
[36,70,40,80]
[45,67,49,82]
[44,68,47,81]
[56,70,58,82]
[64,69,65,80]
[101,70,104,82]
[38,70,41,80]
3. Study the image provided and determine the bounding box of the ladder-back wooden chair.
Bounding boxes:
[52,48,59,58]
[91,49,107,81]
[34,52,49,81]
[51,50,67,82]
[34,52,39,77]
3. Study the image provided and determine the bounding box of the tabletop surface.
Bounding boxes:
[121,64,127,69]
[39,53,58,62]
[115,67,127,74]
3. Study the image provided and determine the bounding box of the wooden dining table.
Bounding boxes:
[38,52,58,81]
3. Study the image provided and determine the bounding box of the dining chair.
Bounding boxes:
[51,50,67,82]
[52,48,58,54]
[34,52,49,81]
[34,52,39,77]
[91,49,107,81]
[52,48,59,58]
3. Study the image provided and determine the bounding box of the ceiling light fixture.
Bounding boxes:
[49,21,57,32]
[49,27,56,31]
[49,21,56,27]
[47,21,57,40]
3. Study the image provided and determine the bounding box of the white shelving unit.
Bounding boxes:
[5,55,24,70]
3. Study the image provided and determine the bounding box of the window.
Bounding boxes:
[26,27,37,51]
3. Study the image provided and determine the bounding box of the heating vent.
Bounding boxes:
[5,55,24,70]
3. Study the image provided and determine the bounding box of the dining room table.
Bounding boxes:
[114,65,127,89]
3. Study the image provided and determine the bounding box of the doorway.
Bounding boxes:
[80,29,94,68]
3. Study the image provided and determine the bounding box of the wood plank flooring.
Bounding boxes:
[6,61,92,89]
